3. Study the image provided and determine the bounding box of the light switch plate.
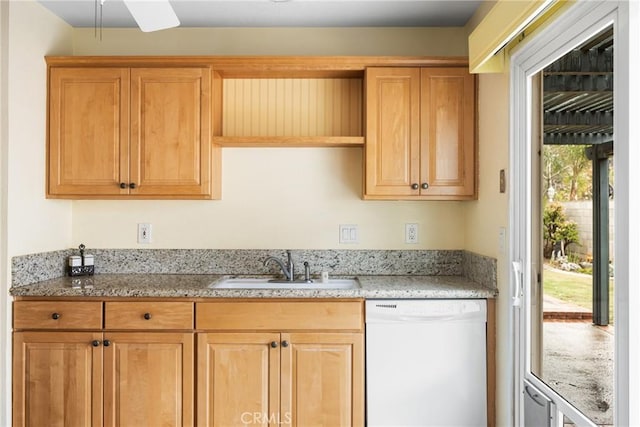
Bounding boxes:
[339,224,359,244]
[138,223,152,244]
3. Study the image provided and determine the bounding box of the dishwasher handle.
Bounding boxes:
[366,311,486,323]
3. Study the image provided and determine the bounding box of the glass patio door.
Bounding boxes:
[509,2,621,426]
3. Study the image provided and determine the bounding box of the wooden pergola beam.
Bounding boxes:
[544,133,613,145]
[544,50,613,73]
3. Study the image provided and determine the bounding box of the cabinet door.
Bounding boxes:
[197,333,280,427]
[281,333,364,427]
[130,68,214,198]
[13,331,103,427]
[48,67,130,197]
[103,332,194,427]
[420,68,476,198]
[365,68,421,197]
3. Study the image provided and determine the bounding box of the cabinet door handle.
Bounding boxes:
[129,183,136,189]
[119,182,127,189]
[270,341,278,348]
[92,340,101,347]
[103,340,111,347]
[281,340,289,348]
[421,182,429,190]
[51,312,61,320]
[411,183,419,190]
[143,312,152,320]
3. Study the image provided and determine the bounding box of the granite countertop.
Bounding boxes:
[9,274,497,299]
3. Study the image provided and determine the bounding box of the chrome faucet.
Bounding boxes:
[263,250,295,282]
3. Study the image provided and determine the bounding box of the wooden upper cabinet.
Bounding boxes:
[364,67,476,200]
[420,68,476,198]
[47,66,220,199]
[130,68,213,197]
[364,68,421,197]
[48,67,130,197]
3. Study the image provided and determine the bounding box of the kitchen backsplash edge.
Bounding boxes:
[11,249,496,289]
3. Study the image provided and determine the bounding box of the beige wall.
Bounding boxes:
[0,3,7,425]
[465,71,510,426]
[7,1,73,257]
[1,1,74,424]
[464,2,510,424]
[73,27,469,56]
[70,26,470,250]
[73,148,466,249]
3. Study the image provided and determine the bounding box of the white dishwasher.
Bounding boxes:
[366,299,487,427]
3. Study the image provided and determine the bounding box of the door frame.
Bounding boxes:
[509,0,638,424]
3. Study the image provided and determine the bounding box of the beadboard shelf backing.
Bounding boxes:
[217,77,363,147]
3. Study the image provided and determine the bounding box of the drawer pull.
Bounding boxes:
[51,313,61,320]
[103,340,111,347]
[92,340,101,347]
[143,312,152,320]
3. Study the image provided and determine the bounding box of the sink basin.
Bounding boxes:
[210,277,360,290]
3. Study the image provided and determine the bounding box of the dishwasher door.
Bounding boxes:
[366,299,487,427]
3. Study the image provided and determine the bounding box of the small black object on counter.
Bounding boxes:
[68,243,95,277]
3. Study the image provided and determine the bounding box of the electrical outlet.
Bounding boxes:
[405,223,419,244]
[138,223,152,244]
[339,224,359,244]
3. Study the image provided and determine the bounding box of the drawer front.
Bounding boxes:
[196,301,364,331]
[105,302,193,330]
[13,301,103,330]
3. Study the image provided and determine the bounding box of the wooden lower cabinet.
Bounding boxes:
[13,331,103,427]
[197,333,280,427]
[282,333,364,427]
[13,299,365,427]
[13,331,193,427]
[103,333,194,427]
[197,332,364,427]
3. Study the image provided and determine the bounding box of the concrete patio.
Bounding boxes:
[542,298,614,426]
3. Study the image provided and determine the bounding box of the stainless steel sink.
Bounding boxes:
[209,277,360,290]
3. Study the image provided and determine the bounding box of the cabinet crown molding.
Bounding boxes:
[45,55,469,77]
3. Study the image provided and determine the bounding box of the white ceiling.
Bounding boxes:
[38,0,483,28]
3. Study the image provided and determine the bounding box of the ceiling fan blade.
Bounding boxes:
[122,0,180,32]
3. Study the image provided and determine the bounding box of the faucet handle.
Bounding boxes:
[286,250,294,281]
[304,262,312,283]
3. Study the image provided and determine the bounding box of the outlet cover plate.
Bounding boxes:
[405,223,419,244]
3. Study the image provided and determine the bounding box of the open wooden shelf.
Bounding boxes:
[212,136,364,147]
[218,77,363,145]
